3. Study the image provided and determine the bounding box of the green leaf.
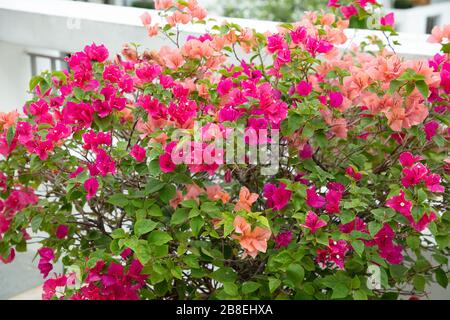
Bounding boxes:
[190,216,204,237]
[413,275,426,292]
[29,75,44,91]
[352,240,364,256]
[148,205,163,217]
[210,267,237,283]
[415,80,429,98]
[435,268,448,289]
[107,194,129,207]
[31,215,43,232]
[111,228,126,239]
[388,80,402,95]
[6,126,15,147]
[268,277,281,293]
[159,184,176,204]
[390,264,408,282]
[136,242,151,264]
[223,282,239,296]
[145,179,165,194]
[352,289,368,300]
[242,281,261,294]
[331,283,349,299]
[170,208,188,225]
[286,263,305,287]
[147,231,172,246]
[368,221,382,237]
[134,219,158,237]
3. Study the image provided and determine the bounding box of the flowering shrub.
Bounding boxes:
[0,0,449,300]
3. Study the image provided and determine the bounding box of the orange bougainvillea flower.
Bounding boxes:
[205,185,230,204]
[234,186,258,212]
[159,46,185,70]
[184,184,205,202]
[169,190,183,209]
[232,216,271,258]
[0,111,19,131]
[136,117,167,139]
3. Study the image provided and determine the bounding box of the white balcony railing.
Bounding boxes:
[0,0,444,112]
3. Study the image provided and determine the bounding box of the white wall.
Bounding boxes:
[0,42,30,112]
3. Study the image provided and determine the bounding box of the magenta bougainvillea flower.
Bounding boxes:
[56,224,69,239]
[300,211,327,234]
[84,177,99,201]
[399,152,422,168]
[345,166,362,181]
[317,239,349,269]
[423,120,439,141]
[263,183,292,211]
[380,13,395,27]
[386,190,412,217]
[306,187,326,209]
[130,144,147,162]
[274,231,293,249]
[38,247,55,278]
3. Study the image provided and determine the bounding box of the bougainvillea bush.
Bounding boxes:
[0,0,449,300]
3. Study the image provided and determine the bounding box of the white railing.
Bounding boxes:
[0,0,443,111]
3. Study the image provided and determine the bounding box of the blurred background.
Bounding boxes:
[0,0,449,299]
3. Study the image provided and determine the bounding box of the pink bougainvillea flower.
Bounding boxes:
[42,274,67,300]
[274,231,293,249]
[423,121,439,141]
[84,177,99,201]
[232,216,271,258]
[340,5,357,19]
[82,131,111,151]
[339,217,368,234]
[159,153,176,173]
[290,26,307,44]
[401,162,428,188]
[299,144,313,159]
[327,181,345,193]
[399,152,422,168]
[327,0,340,7]
[374,224,403,264]
[263,183,292,211]
[325,189,342,214]
[266,34,286,54]
[56,224,69,239]
[316,239,349,269]
[411,212,437,232]
[130,144,146,162]
[235,186,258,212]
[329,91,343,109]
[386,190,412,217]
[306,186,326,209]
[424,173,445,193]
[0,248,15,264]
[345,166,362,181]
[300,211,327,234]
[84,43,108,62]
[440,63,450,94]
[295,80,312,96]
[38,247,55,278]
[120,248,133,260]
[380,13,395,27]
